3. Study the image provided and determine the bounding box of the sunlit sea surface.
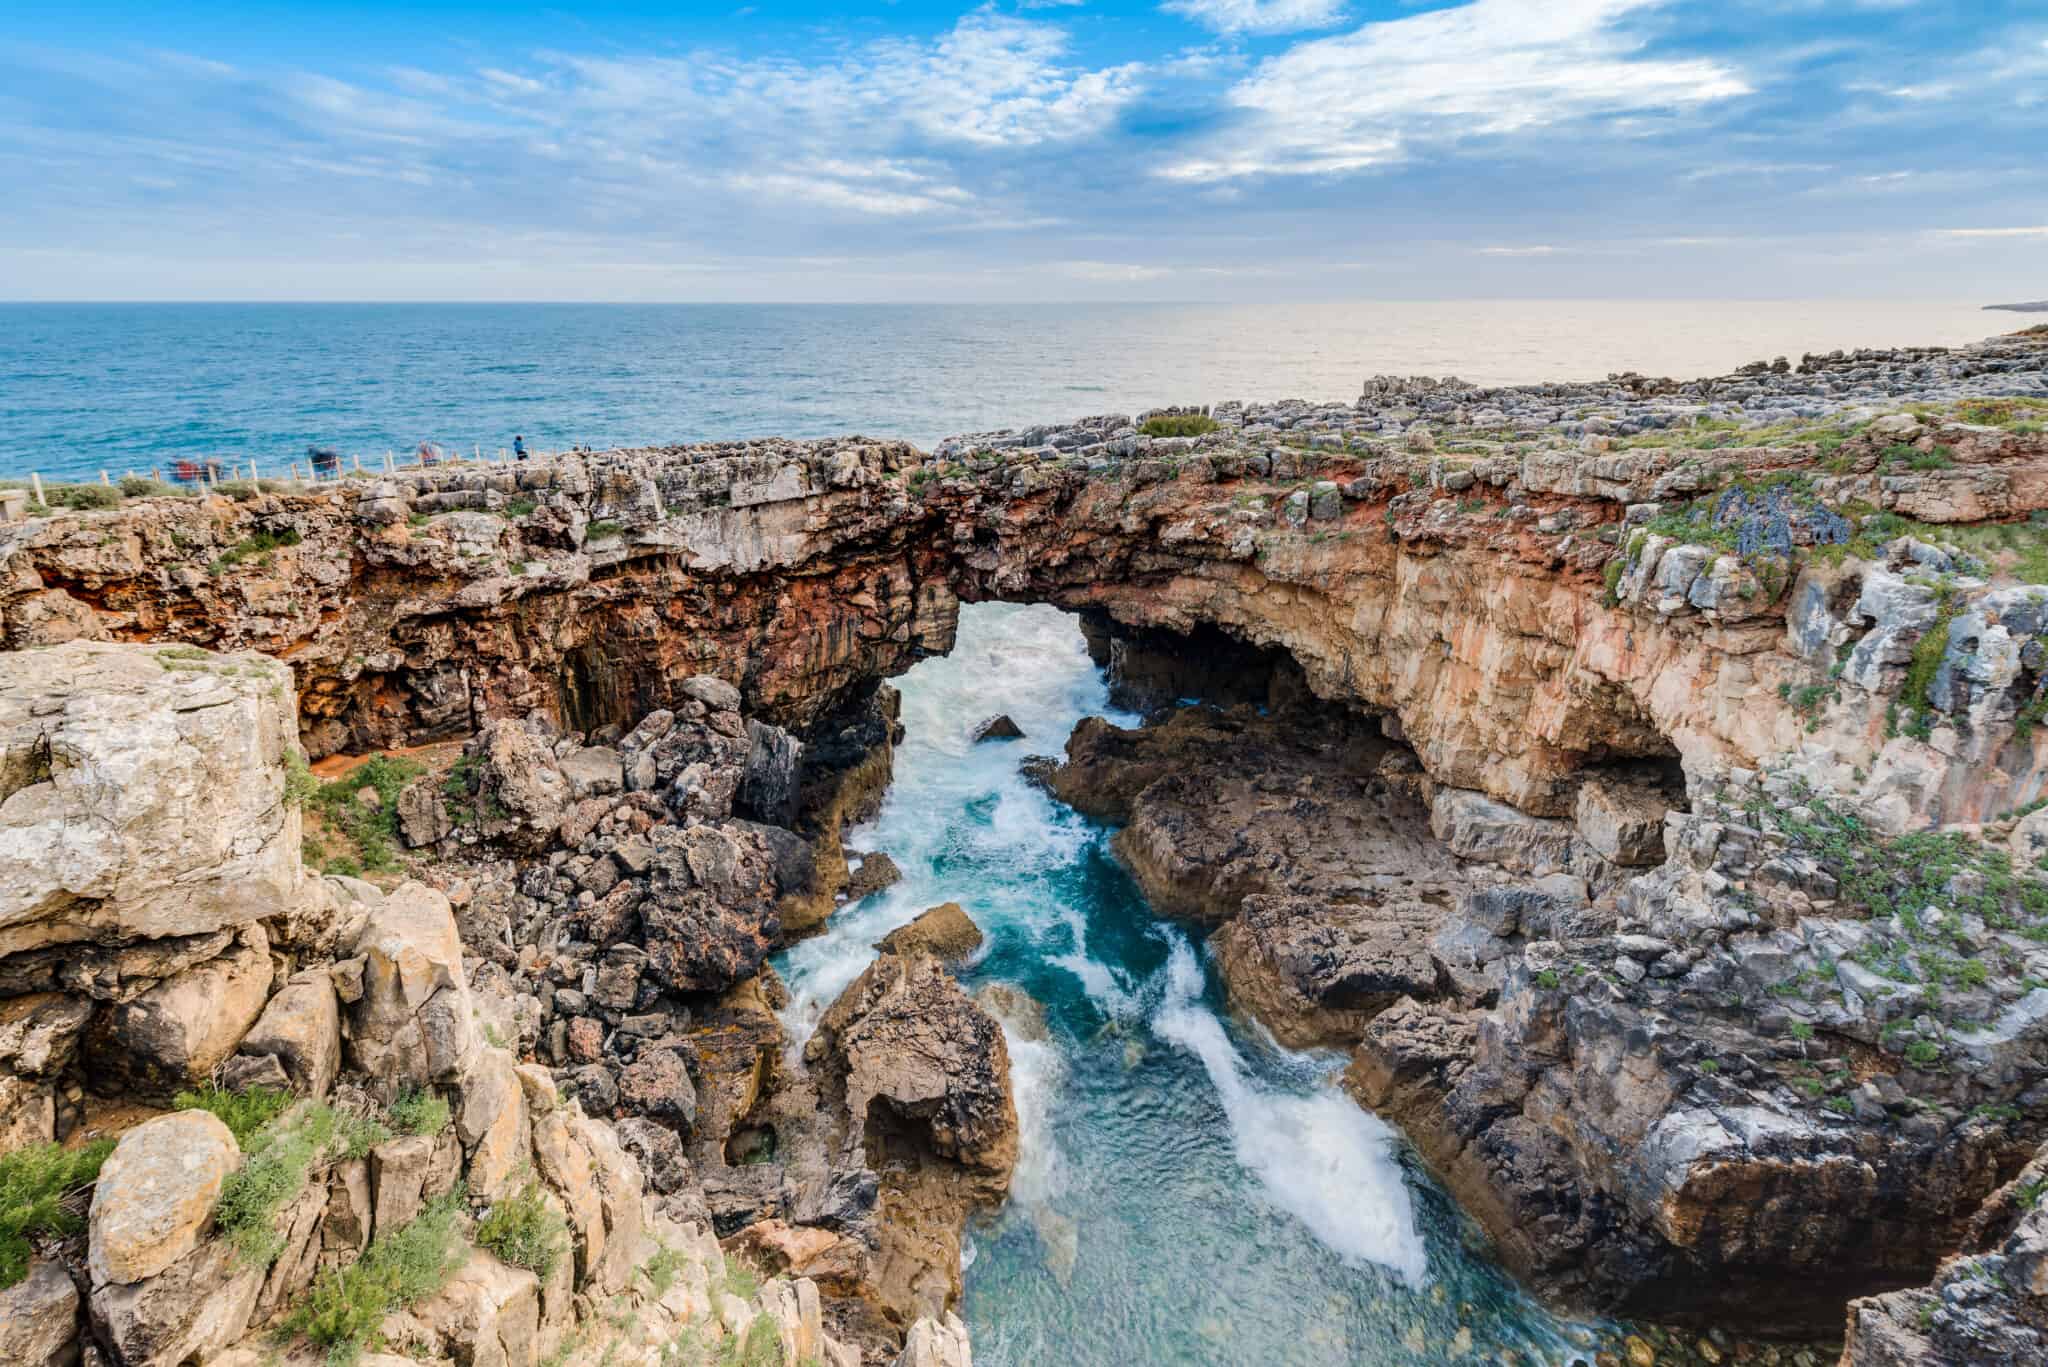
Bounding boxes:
[0,299,2001,481]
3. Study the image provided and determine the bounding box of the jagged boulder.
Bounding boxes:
[347,881,476,1092]
[231,965,342,1097]
[640,823,781,993]
[0,1259,81,1367]
[0,641,303,961]
[893,1312,974,1367]
[806,954,1017,1181]
[875,904,983,963]
[87,924,272,1097]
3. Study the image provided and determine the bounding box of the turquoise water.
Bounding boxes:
[0,299,1999,482]
[774,604,1603,1366]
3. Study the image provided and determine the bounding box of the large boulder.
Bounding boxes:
[0,1259,80,1367]
[89,925,272,1096]
[0,641,303,961]
[875,904,983,963]
[348,881,475,1091]
[806,953,1017,1182]
[640,823,781,994]
[232,965,342,1097]
[89,1110,239,1286]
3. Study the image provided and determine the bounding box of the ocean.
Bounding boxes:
[0,299,2003,484]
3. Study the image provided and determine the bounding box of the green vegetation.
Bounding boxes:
[504,497,538,519]
[210,526,303,573]
[719,1253,761,1301]
[1,1139,116,1288]
[39,482,125,511]
[475,1179,569,1279]
[585,519,623,540]
[718,1317,783,1367]
[174,1084,294,1146]
[1786,1021,1816,1042]
[217,1101,392,1267]
[639,1243,689,1295]
[279,1189,470,1366]
[118,475,183,498]
[387,1088,451,1138]
[1534,969,1561,990]
[283,747,319,808]
[1738,776,2048,1064]
[307,753,426,875]
[1138,413,1218,438]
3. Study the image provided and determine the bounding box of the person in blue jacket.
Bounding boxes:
[513,435,528,461]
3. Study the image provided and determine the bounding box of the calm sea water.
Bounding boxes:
[775,605,1609,1366]
[0,300,2001,483]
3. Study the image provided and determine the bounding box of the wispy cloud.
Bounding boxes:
[1161,0,1349,36]
[1933,225,2048,239]
[1160,0,1750,181]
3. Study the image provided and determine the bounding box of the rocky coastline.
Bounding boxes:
[5,327,2048,1365]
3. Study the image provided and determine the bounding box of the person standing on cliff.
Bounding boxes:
[513,434,527,461]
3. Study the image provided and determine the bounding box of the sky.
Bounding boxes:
[0,0,2042,302]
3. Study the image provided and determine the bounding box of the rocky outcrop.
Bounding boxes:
[875,904,982,963]
[805,953,1018,1325]
[0,641,303,960]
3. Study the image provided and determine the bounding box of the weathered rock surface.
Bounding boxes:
[88,1109,239,1286]
[0,641,303,960]
[805,953,1018,1325]
[875,904,983,963]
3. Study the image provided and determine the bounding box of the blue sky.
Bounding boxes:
[1,1,2042,301]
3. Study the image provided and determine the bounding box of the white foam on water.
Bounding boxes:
[1150,937,1432,1288]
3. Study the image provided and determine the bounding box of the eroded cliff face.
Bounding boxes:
[7,329,2048,1347]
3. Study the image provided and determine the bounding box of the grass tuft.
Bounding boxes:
[475,1179,568,1280]
[174,1084,294,1146]
[1139,413,1218,438]
[279,1189,470,1366]
[0,1139,116,1288]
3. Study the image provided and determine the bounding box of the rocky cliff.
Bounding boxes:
[5,327,2048,1355]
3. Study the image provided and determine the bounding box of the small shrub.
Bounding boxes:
[280,1189,469,1366]
[503,497,538,519]
[476,1180,568,1279]
[585,519,623,541]
[639,1243,688,1295]
[174,1084,294,1147]
[119,476,181,498]
[311,753,425,873]
[283,748,319,808]
[1534,969,1561,990]
[212,526,303,571]
[719,1253,760,1301]
[45,483,123,511]
[388,1089,451,1138]
[1139,413,1218,439]
[0,1139,116,1288]
[718,1316,782,1367]
[1905,1038,1943,1068]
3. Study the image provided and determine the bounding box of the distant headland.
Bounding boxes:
[1987,300,2048,312]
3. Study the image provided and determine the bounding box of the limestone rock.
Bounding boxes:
[893,1312,974,1367]
[89,1109,239,1286]
[1213,894,1445,1049]
[806,954,1017,1183]
[875,903,983,963]
[0,641,303,961]
[639,823,781,994]
[845,851,902,901]
[969,715,1023,743]
[90,1237,261,1367]
[0,1259,81,1367]
[89,925,272,1096]
[1573,777,1672,867]
[233,965,342,1097]
[348,881,475,1091]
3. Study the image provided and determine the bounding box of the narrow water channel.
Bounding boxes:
[774,603,1602,1366]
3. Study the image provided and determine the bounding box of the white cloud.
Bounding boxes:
[1159,0,1750,180]
[1934,226,2048,239]
[1054,260,1175,281]
[1162,0,1348,36]
[1478,245,1568,256]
